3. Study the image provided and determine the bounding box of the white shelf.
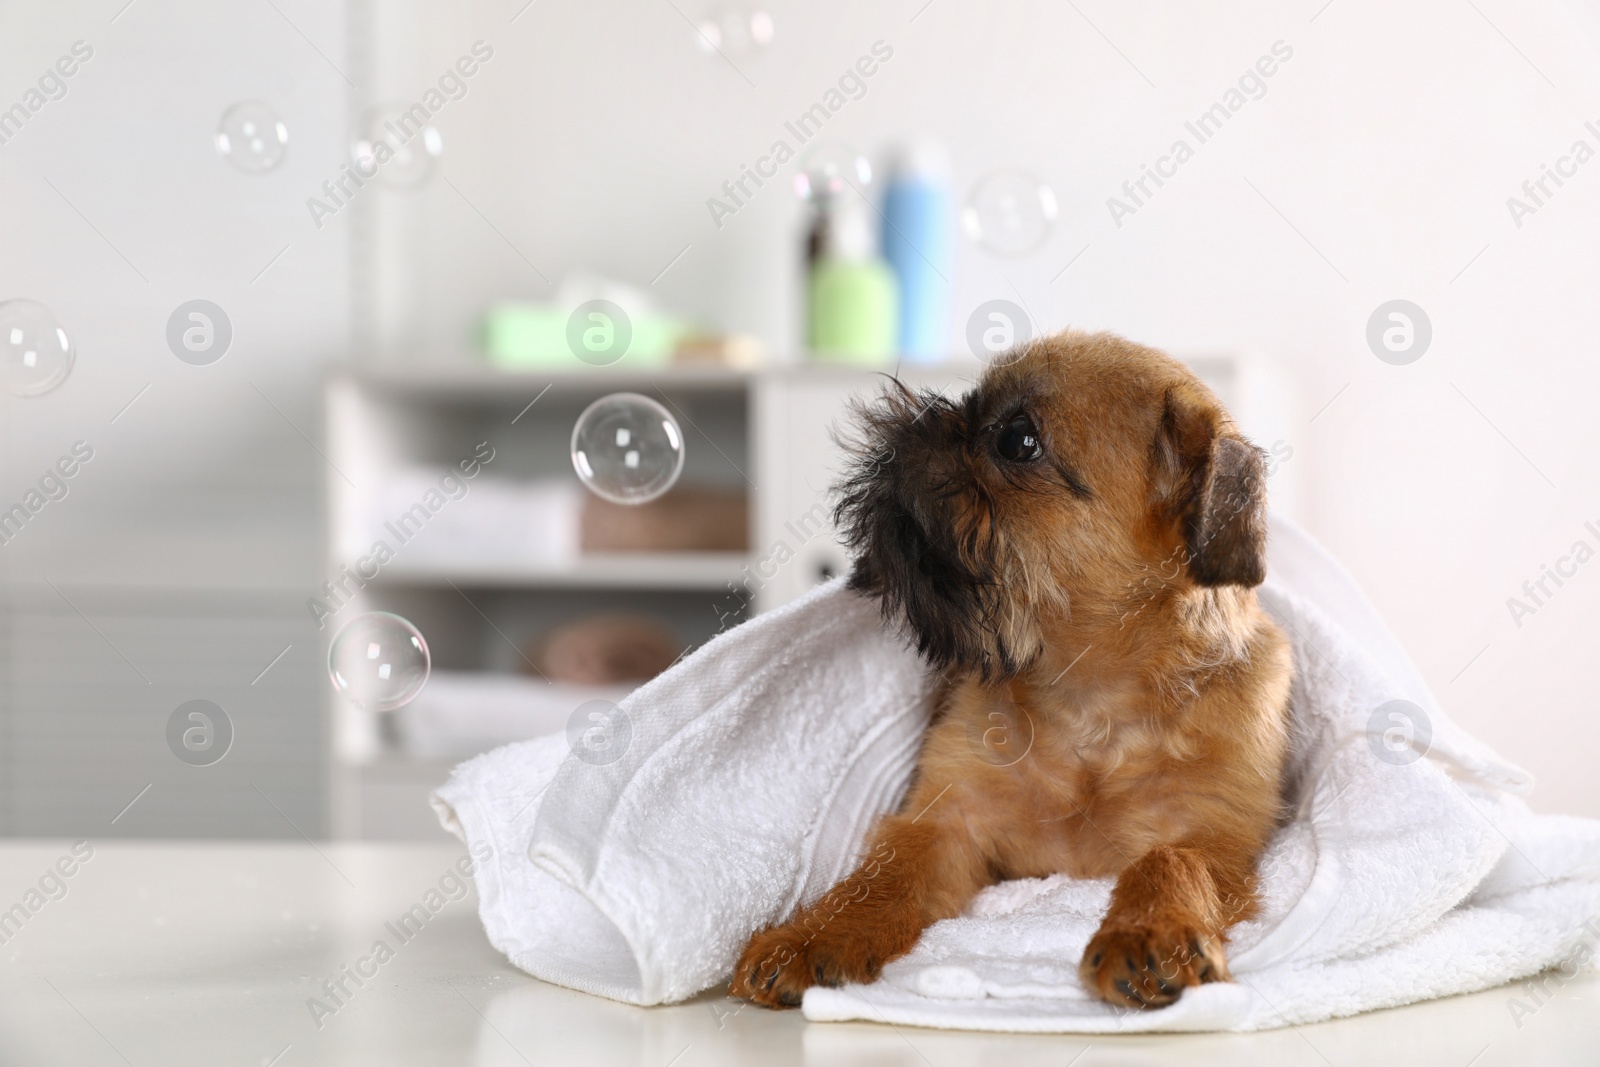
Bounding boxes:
[338,359,994,400]
[345,362,752,398]
[369,552,749,590]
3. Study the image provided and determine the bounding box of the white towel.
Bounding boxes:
[358,470,580,567]
[432,516,1600,1032]
[394,670,634,761]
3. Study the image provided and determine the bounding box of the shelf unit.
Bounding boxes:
[324,355,1290,838]
[376,552,751,590]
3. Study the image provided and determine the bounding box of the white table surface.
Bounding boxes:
[1,842,1595,1066]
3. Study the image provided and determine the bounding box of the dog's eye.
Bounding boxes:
[996,414,1041,463]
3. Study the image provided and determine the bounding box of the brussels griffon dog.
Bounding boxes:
[731,330,1292,1010]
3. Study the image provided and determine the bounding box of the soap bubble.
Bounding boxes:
[215,101,289,173]
[351,103,443,189]
[694,6,774,58]
[571,393,685,505]
[0,299,74,397]
[962,170,1057,257]
[328,612,431,711]
[794,142,871,202]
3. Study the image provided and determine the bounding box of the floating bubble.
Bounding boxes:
[794,142,872,202]
[215,101,289,173]
[694,6,774,58]
[571,393,685,505]
[351,103,443,189]
[0,299,74,397]
[328,612,431,711]
[962,170,1057,257]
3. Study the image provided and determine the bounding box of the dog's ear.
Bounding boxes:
[1152,387,1269,588]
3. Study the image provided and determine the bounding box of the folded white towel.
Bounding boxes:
[432,516,1600,1031]
[395,670,634,761]
[358,469,580,567]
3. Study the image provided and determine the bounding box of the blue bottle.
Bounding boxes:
[881,141,952,363]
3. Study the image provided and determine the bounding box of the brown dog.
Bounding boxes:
[731,330,1292,1010]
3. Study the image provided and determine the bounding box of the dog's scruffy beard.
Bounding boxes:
[833,382,1065,684]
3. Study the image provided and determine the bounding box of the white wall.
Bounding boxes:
[0,0,350,834]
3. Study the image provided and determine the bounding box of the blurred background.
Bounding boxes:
[2,0,1598,840]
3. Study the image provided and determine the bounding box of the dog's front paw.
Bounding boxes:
[730,923,884,1009]
[1079,924,1229,1009]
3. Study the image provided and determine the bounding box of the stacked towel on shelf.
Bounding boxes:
[361,469,580,566]
[432,516,1600,1032]
[394,671,634,761]
[351,468,750,566]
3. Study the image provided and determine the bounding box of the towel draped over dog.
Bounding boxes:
[432,516,1600,1032]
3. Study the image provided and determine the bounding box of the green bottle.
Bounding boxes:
[807,198,898,364]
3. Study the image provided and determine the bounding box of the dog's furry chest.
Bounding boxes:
[924,677,1251,881]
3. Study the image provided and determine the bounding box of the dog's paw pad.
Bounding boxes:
[731,926,882,1009]
[1079,926,1228,1009]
